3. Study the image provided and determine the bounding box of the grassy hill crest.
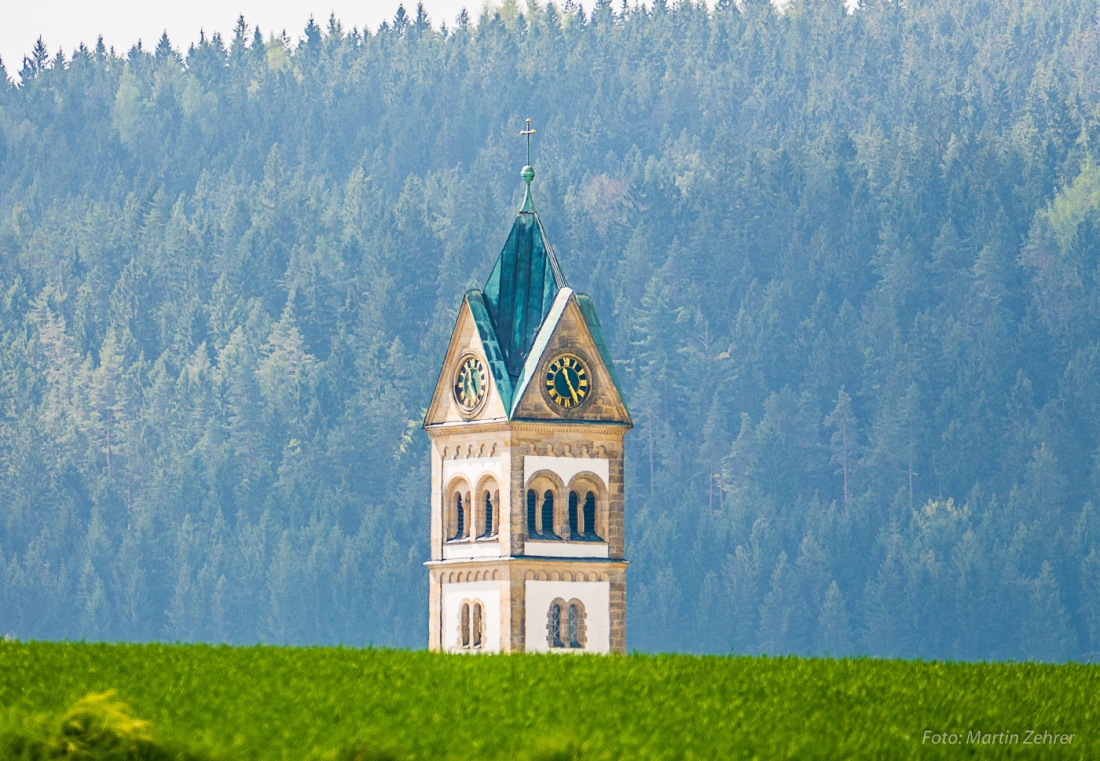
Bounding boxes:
[1,641,1096,759]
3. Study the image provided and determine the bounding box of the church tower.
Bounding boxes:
[423,140,631,654]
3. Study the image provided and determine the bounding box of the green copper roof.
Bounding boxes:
[575,293,627,409]
[465,289,515,411]
[482,198,567,380]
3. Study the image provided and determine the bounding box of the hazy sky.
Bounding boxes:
[0,0,497,73]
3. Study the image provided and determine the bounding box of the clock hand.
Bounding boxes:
[563,371,580,404]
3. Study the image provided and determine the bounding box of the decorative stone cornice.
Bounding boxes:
[439,439,619,460]
[426,419,629,439]
[424,557,629,567]
[441,441,501,459]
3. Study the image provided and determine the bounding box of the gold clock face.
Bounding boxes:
[453,355,487,412]
[545,354,590,409]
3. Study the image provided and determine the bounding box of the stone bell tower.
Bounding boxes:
[423,136,631,653]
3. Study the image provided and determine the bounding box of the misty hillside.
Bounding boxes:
[1,0,1099,659]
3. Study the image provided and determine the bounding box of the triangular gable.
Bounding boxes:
[423,292,512,427]
[509,289,632,426]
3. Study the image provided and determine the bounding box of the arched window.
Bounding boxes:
[541,490,556,537]
[583,492,598,538]
[472,602,484,648]
[549,603,563,648]
[547,598,586,649]
[527,489,537,536]
[460,602,470,648]
[449,493,465,542]
[481,491,494,538]
[568,491,579,538]
[565,477,604,541]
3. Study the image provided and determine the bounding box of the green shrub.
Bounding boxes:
[0,691,209,761]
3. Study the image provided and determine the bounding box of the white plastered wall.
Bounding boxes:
[524,580,610,654]
[524,456,609,489]
[524,540,608,558]
[442,580,501,653]
[442,455,507,493]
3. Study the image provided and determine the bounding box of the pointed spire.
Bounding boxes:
[482,118,566,379]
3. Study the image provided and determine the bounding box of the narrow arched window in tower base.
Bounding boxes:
[458,598,486,651]
[460,601,471,648]
[547,597,587,649]
[472,601,484,649]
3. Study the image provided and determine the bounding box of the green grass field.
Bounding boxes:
[0,642,1096,760]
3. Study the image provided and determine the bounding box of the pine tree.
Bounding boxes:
[393,5,410,35]
[1080,549,1100,657]
[1018,561,1074,662]
[758,552,794,653]
[85,327,132,479]
[303,17,322,53]
[414,3,432,33]
[700,394,731,511]
[155,32,178,63]
[20,37,49,81]
[819,581,853,656]
[230,16,249,62]
[824,388,857,509]
[257,300,319,428]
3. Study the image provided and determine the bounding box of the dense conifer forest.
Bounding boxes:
[1,0,1099,660]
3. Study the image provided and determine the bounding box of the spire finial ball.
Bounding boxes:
[521,165,535,184]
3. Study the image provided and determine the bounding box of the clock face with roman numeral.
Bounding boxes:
[545,354,590,409]
[453,355,487,413]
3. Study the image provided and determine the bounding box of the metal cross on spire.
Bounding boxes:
[518,118,537,212]
[520,118,536,167]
